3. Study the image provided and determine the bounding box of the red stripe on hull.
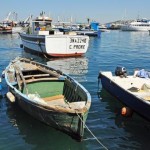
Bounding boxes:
[23,46,84,57]
[47,53,84,57]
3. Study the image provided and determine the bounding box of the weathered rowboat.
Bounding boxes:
[99,67,150,121]
[4,57,91,140]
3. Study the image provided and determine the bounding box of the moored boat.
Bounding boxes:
[75,30,99,36]
[0,22,12,34]
[99,67,150,121]
[4,57,91,140]
[121,18,150,31]
[19,12,89,57]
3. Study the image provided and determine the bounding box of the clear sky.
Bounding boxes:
[1,0,150,24]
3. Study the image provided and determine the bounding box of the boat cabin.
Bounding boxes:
[29,13,66,36]
[28,12,76,36]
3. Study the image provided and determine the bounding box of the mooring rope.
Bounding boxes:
[37,41,52,61]
[65,98,108,149]
[76,113,109,150]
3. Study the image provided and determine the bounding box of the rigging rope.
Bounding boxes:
[37,41,52,61]
[65,97,108,149]
[76,113,109,150]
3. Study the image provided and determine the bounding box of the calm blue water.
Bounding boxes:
[0,31,150,150]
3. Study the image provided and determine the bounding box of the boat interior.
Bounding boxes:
[7,62,87,110]
[111,75,150,101]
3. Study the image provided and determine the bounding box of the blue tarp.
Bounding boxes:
[137,69,150,78]
[90,22,99,31]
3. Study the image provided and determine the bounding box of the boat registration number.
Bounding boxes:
[69,38,86,49]
[70,38,87,43]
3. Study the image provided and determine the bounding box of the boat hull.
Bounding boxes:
[75,30,98,36]
[121,25,150,31]
[100,73,150,120]
[4,58,91,140]
[20,33,89,57]
[0,29,12,34]
[8,85,88,140]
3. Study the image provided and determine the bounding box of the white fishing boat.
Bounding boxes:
[121,18,150,31]
[0,12,23,34]
[0,22,12,34]
[98,24,109,32]
[19,12,89,57]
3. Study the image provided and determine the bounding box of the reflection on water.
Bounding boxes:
[47,57,88,75]
[98,88,150,150]
[6,101,87,150]
[22,50,89,82]
[1,30,150,149]
[47,57,88,82]
[0,33,21,48]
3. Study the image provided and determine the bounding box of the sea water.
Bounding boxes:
[0,31,150,150]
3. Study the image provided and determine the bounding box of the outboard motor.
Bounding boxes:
[115,66,127,77]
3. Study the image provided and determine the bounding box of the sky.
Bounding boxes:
[1,0,150,24]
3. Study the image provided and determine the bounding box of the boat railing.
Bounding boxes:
[63,79,87,103]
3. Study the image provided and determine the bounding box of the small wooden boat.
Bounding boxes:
[99,67,150,121]
[4,57,91,140]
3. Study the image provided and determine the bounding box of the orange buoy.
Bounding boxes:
[121,107,133,117]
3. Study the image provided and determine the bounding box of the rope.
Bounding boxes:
[76,113,109,150]
[65,95,108,149]
[37,41,51,61]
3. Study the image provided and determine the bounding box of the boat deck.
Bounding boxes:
[23,80,86,110]
[103,72,150,102]
[43,95,85,109]
[115,76,150,101]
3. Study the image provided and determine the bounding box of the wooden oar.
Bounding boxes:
[37,66,60,78]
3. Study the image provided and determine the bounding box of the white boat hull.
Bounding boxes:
[121,25,150,31]
[121,19,150,31]
[20,33,89,57]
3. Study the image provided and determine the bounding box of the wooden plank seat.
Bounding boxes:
[25,77,59,83]
[42,95,86,109]
[43,95,69,108]
[24,74,50,79]
[42,95,64,102]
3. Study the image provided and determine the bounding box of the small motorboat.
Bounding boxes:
[99,67,150,120]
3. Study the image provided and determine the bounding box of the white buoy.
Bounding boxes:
[6,92,15,102]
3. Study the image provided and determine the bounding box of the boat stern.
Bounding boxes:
[45,35,89,57]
